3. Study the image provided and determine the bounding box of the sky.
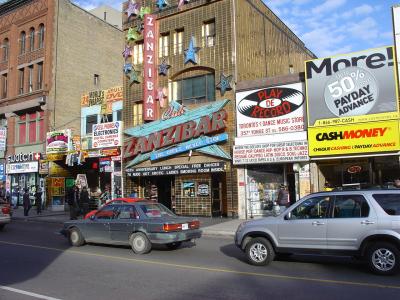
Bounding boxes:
[73,0,398,58]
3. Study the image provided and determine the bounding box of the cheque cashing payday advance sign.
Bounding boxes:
[305,46,400,156]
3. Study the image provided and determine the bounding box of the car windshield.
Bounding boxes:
[139,203,176,218]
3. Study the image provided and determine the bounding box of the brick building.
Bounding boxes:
[122,0,315,216]
[0,0,122,207]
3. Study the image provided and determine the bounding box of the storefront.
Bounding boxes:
[305,46,400,191]
[124,100,232,217]
[5,152,41,206]
[233,76,310,219]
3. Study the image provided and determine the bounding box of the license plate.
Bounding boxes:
[182,223,189,230]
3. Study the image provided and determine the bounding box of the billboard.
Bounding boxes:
[46,130,71,154]
[0,127,6,151]
[305,46,399,127]
[236,82,305,137]
[92,121,122,149]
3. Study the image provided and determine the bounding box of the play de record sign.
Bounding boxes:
[92,121,122,149]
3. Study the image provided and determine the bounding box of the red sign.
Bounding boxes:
[143,14,158,121]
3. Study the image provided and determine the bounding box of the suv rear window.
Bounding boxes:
[372,194,400,216]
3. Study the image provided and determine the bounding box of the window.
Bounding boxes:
[333,195,369,218]
[132,103,143,126]
[17,112,44,145]
[37,62,43,90]
[103,11,107,21]
[117,205,139,219]
[159,33,169,58]
[169,74,215,105]
[38,24,44,48]
[373,194,400,216]
[289,196,331,220]
[3,38,8,61]
[86,115,97,134]
[101,114,112,123]
[19,31,26,55]
[94,74,100,86]
[1,74,7,99]
[133,42,143,65]
[139,203,175,218]
[116,110,122,121]
[29,27,35,51]
[18,68,24,95]
[202,20,215,47]
[28,65,34,92]
[173,28,184,55]
[96,205,116,220]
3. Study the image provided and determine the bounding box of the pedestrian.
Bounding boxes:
[0,184,5,201]
[23,188,31,217]
[394,178,400,188]
[80,186,90,216]
[277,184,290,213]
[66,187,78,220]
[34,186,42,215]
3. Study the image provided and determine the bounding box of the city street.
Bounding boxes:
[0,220,399,300]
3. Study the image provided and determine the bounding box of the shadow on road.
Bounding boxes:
[219,243,248,263]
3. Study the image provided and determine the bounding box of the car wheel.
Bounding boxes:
[245,237,275,266]
[0,224,5,231]
[366,242,400,275]
[69,228,85,247]
[130,232,151,254]
[166,242,182,250]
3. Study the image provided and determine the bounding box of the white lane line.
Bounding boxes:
[0,285,62,300]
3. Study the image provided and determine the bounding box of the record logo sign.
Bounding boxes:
[237,87,304,119]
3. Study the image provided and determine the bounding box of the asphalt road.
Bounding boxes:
[0,221,399,300]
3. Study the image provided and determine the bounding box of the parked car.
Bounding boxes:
[62,202,202,253]
[235,190,400,275]
[0,201,11,231]
[84,197,145,219]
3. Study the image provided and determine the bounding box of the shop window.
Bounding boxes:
[169,74,215,105]
[133,42,143,65]
[202,19,215,47]
[159,33,169,58]
[38,24,45,49]
[101,114,112,123]
[86,115,97,134]
[28,65,34,93]
[37,62,43,90]
[2,38,9,61]
[173,28,184,55]
[29,27,35,52]
[18,68,24,95]
[19,31,26,55]
[132,103,143,126]
[1,73,7,99]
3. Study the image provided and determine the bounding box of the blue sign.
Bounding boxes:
[0,163,5,181]
[150,133,228,161]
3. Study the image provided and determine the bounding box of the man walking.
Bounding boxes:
[67,186,78,220]
[23,188,31,216]
[277,184,290,213]
[35,186,43,215]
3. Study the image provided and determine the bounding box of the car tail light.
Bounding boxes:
[163,223,182,232]
[189,220,200,229]
[2,206,10,215]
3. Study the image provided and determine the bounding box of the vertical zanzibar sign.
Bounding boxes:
[143,14,158,121]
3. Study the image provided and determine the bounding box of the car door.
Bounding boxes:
[327,194,377,251]
[110,205,140,243]
[278,195,331,249]
[85,205,115,243]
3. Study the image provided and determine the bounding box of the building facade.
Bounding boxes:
[0,0,122,208]
[122,0,314,217]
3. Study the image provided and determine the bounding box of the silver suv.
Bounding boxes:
[235,190,400,275]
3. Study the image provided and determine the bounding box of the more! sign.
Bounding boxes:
[92,121,122,149]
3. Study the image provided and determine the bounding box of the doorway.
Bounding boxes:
[144,176,174,209]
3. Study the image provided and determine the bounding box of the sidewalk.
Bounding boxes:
[11,207,245,237]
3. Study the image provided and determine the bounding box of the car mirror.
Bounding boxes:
[90,215,96,220]
[284,212,292,220]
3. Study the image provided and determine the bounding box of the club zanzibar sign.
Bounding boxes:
[124,100,231,167]
[143,14,158,121]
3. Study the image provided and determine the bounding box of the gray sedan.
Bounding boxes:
[61,202,202,254]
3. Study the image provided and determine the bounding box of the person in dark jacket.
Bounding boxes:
[23,188,31,216]
[67,186,78,220]
[34,186,43,215]
[277,184,290,213]
[80,186,90,216]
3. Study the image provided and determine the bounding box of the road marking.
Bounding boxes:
[1,240,400,290]
[0,285,62,300]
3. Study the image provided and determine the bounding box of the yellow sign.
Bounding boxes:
[308,120,400,156]
[81,86,123,115]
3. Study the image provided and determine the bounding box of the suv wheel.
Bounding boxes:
[366,242,400,275]
[245,237,275,266]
